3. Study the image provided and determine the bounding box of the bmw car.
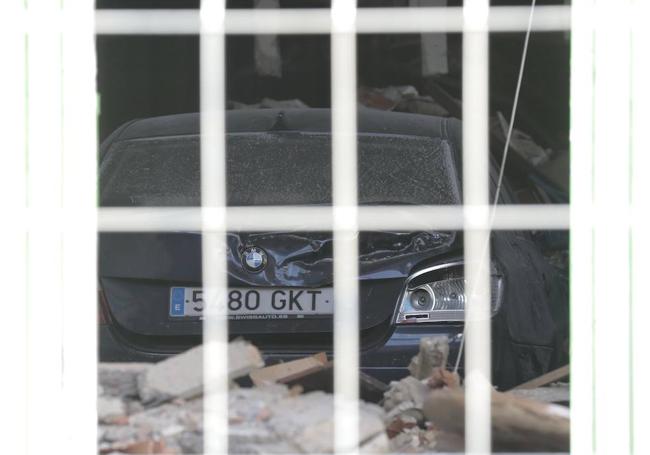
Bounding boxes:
[98,109,568,389]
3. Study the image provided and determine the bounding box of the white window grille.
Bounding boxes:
[0,0,648,453]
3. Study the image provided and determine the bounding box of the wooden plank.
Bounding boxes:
[512,364,570,390]
[423,387,570,452]
[249,352,328,386]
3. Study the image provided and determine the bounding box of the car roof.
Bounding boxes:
[105,108,461,143]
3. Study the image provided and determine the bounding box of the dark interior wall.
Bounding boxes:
[489,32,570,150]
[97,35,200,139]
[96,33,332,140]
[96,0,570,149]
[226,35,332,107]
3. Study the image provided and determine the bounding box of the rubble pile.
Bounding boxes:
[228,98,309,110]
[358,85,450,117]
[229,385,388,453]
[357,83,570,192]
[98,337,570,454]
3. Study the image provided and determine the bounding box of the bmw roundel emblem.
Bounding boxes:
[241,246,268,273]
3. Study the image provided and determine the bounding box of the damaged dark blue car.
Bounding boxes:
[98,109,568,389]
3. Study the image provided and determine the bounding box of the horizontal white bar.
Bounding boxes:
[359,5,571,33]
[99,205,570,231]
[0,6,573,35]
[96,9,200,35]
[0,204,572,232]
[98,6,571,34]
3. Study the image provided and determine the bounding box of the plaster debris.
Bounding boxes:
[137,340,264,405]
[230,387,388,453]
[229,98,309,110]
[98,337,569,454]
[358,85,450,117]
[98,396,127,424]
[99,363,151,399]
[407,335,449,380]
[383,376,429,422]
[496,111,553,166]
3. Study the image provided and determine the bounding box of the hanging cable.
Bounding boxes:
[454,0,537,375]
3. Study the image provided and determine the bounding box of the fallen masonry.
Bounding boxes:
[98,337,570,454]
[229,385,388,453]
[137,339,265,405]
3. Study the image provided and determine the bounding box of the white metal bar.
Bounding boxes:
[593,1,632,453]
[331,1,360,453]
[570,0,596,453]
[462,0,492,453]
[200,1,229,455]
[61,0,97,453]
[0,237,27,452]
[25,0,65,452]
[0,4,578,36]
[91,205,573,232]
[631,2,650,453]
[0,3,27,453]
[359,5,571,33]
[361,205,569,230]
[95,9,200,35]
[93,6,573,35]
[0,204,573,232]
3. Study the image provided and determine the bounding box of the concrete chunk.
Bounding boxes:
[383,376,429,423]
[98,396,126,423]
[227,339,266,380]
[99,363,151,398]
[138,340,264,404]
[407,335,449,380]
[101,372,387,453]
[229,387,388,454]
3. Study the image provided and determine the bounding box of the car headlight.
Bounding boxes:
[394,261,503,324]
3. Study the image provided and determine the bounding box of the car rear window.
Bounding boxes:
[99,132,461,207]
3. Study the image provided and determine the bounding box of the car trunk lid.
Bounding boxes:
[99,116,461,340]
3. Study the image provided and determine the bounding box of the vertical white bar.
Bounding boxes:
[331,0,359,453]
[631,1,649,453]
[570,0,596,453]
[593,1,632,453]
[462,0,491,453]
[26,0,64,452]
[0,4,27,453]
[200,1,228,455]
[61,0,97,453]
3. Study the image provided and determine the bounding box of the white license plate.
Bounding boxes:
[169,287,334,319]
